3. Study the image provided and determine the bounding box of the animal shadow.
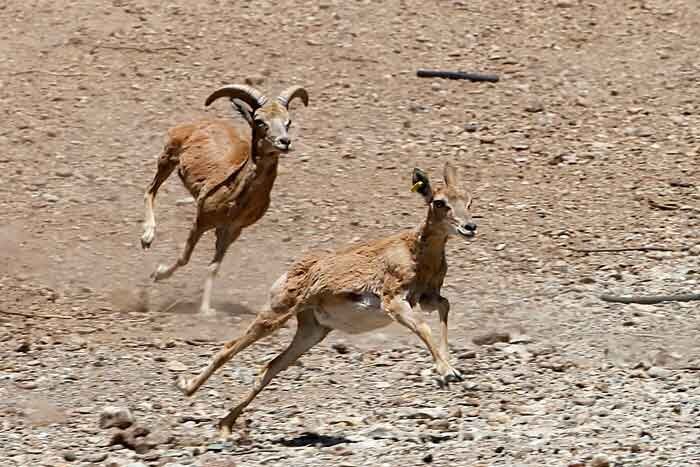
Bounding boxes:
[275,432,356,448]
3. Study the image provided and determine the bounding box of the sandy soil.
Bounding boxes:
[1,0,699,466]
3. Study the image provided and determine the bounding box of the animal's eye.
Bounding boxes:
[433,199,446,209]
[285,120,291,129]
[255,120,267,128]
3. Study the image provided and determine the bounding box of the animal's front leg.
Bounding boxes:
[436,296,451,364]
[200,226,241,314]
[384,295,462,387]
[419,295,452,362]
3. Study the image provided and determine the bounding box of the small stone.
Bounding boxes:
[428,419,451,431]
[99,406,134,429]
[555,0,576,7]
[63,451,77,461]
[175,197,194,206]
[509,334,533,344]
[525,101,544,112]
[83,453,108,463]
[647,366,673,379]
[331,343,349,354]
[244,75,265,86]
[463,123,479,133]
[573,397,596,407]
[399,407,449,420]
[590,454,610,467]
[42,193,60,203]
[17,381,38,389]
[513,405,539,416]
[479,135,496,144]
[166,360,187,372]
[15,342,31,353]
[110,425,151,453]
[472,331,510,346]
[423,453,434,463]
[486,413,511,425]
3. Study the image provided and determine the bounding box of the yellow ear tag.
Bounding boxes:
[410,181,424,193]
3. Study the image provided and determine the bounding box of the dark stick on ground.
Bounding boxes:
[416,69,500,82]
[570,246,684,253]
[600,293,700,304]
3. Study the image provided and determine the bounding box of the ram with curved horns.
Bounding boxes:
[140,84,309,314]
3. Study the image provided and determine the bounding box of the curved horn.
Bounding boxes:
[204,85,267,109]
[276,86,309,108]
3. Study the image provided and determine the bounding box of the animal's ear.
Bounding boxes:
[231,98,254,126]
[411,168,433,202]
[443,161,459,188]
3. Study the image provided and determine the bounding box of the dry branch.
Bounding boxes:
[570,245,683,253]
[600,293,700,304]
[93,45,178,53]
[1,309,76,319]
[9,70,87,77]
[417,69,500,82]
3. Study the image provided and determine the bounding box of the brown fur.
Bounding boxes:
[176,162,477,435]
[141,87,308,314]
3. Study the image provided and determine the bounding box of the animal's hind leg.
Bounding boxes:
[141,150,177,249]
[176,305,298,397]
[151,218,206,281]
[200,226,241,314]
[217,309,330,436]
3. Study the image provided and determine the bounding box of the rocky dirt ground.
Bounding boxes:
[1,0,699,466]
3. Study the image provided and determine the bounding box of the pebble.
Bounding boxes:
[463,122,479,132]
[175,197,194,206]
[573,397,596,407]
[399,407,449,420]
[99,406,134,429]
[525,101,544,112]
[590,454,611,467]
[63,451,77,461]
[41,193,60,203]
[166,360,188,372]
[472,331,510,346]
[427,419,451,431]
[83,453,108,463]
[647,366,673,379]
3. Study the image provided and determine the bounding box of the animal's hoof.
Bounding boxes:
[140,229,154,250]
[151,265,169,282]
[174,375,194,397]
[436,368,463,389]
[446,368,464,382]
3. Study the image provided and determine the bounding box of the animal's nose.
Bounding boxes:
[463,222,477,232]
[278,136,291,147]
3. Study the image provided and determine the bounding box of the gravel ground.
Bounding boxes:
[1,0,699,466]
